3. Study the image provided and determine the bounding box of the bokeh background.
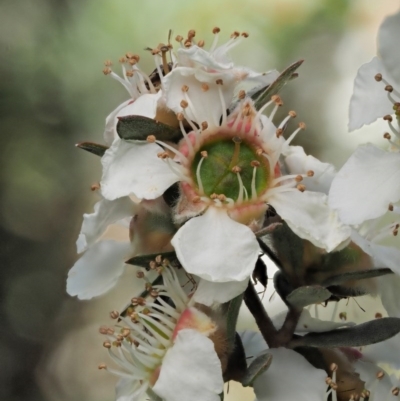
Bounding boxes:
[1,0,399,400]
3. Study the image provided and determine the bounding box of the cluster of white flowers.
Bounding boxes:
[67,14,400,401]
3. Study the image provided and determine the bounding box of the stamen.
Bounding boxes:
[386,119,400,140]
[278,110,297,130]
[176,114,195,156]
[210,27,221,52]
[268,95,283,121]
[284,122,306,147]
[196,153,207,194]
[216,79,227,125]
[235,170,245,203]
[251,161,259,200]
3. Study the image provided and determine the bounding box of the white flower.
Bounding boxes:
[100,87,350,304]
[349,9,400,131]
[165,28,279,124]
[99,267,224,401]
[67,197,175,299]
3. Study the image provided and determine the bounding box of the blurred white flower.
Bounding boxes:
[349,9,400,131]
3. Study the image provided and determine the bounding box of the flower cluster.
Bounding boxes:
[68,18,400,401]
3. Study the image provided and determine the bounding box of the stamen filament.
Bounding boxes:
[236,172,245,203]
[196,156,206,194]
[251,166,258,200]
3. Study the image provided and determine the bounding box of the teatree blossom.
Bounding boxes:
[100,31,348,305]
[98,267,224,401]
[349,9,400,131]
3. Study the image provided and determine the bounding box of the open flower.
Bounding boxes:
[98,267,224,401]
[101,82,350,304]
[349,9,400,131]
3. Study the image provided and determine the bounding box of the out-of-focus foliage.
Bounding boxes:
[0,0,398,400]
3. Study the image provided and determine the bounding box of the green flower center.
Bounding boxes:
[191,136,270,201]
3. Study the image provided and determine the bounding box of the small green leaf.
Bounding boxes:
[292,317,400,348]
[125,251,178,269]
[76,141,108,156]
[253,60,304,110]
[321,268,393,287]
[219,391,224,401]
[117,115,182,142]
[286,285,332,308]
[242,351,273,387]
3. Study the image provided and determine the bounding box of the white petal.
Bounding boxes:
[77,197,135,253]
[349,57,394,131]
[104,93,160,145]
[67,240,131,299]
[270,190,351,252]
[101,139,179,200]
[164,67,235,127]
[177,46,233,70]
[192,278,249,306]
[153,329,223,401]
[240,331,268,363]
[104,99,132,145]
[252,348,327,401]
[283,146,337,194]
[116,378,146,401]
[377,275,400,317]
[273,308,355,333]
[361,334,400,369]
[171,207,259,282]
[378,10,400,84]
[351,229,400,274]
[354,360,394,397]
[329,144,400,224]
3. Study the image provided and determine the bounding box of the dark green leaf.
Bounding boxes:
[76,141,108,156]
[223,333,247,382]
[253,60,304,110]
[321,268,393,287]
[294,347,326,371]
[241,351,273,387]
[117,115,182,142]
[269,222,304,277]
[292,317,400,348]
[125,251,178,269]
[273,271,295,303]
[286,285,332,308]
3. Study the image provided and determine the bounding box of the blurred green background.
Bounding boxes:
[1,0,398,400]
